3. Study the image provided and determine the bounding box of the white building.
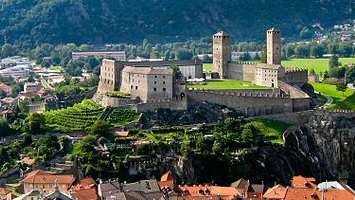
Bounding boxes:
[0,64,31,79]
[72,51,126,61]
[24,82,39,93]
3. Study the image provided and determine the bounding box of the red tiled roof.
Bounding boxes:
[48,75,65,80]
[161,171,175,182]
[263,184,288,199]
[21,156,36,166]
[158,180,174,191]
[22,170,75,185]
[113,131,130,137]
[73,178,96,191]
[72,51,125,55]
[177,185,241,200]
[0,188,11,195]
[75,188,98,200]
[1,110,14,114]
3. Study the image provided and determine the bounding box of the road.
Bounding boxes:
[315,91,333,108]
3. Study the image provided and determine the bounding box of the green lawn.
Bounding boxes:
[188,79,270,90]
[203,63,213,71]
[310,82,355,109]
[282,58,355,76]
[244,119,293,143]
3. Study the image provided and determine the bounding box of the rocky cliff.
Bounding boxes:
[139,110,355,188]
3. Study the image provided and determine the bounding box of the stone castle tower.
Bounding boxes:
[213,31,231,78]
[266,28,282,65]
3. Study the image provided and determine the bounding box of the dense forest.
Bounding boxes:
[1,0,355,47]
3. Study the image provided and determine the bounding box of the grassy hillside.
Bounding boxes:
[1,0,355,46]
[282,58,355,76]
[310,82,355,110]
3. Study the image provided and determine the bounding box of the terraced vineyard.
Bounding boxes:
[107,109,141,127]
[44,99,105,132]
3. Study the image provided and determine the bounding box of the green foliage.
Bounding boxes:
[336,82,347,96]
[311,82,355,109]
[89,120,111,138]
[24,113,46,135]
[169,65,183,80]
[107,109,141,127]
[329,55,340,68]
[107,91,130,98]
[0,119,14,137]
[43,99,105,132]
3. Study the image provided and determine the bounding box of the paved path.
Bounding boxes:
[315,91,333,108]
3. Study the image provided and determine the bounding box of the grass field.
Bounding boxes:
[188,80,270,90]
[282,58,355,76]
[244,119,292,143]
[310,82,355,110]
[203,63,213,71]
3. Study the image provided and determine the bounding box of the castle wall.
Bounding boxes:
[100,96,138,107]
[136,99,188,112]
[284,69,308,86]
[226,62,256,81]
[187,89,294,116]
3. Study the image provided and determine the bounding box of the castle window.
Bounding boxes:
[163,76,165,78]
[131,85,133,89]
[154,81,157,84]
[153,88,157,91]
[136,86,138,90]
[163,81,166,84]
[155,76,157,78]
[163,88,166,92]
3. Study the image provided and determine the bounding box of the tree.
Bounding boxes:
[176,50,193,60]
[309,69,316,75]
[241,128,253,142]
[25,113,46,134]
[329,55,340,68]
[169,65,182,80]
[89,120,110,137]
[336,82,347,96]
[1,44,15,58]
[0,119,13,137]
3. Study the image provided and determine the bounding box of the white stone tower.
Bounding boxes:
[267,28,281,65]
[213,31,231,78]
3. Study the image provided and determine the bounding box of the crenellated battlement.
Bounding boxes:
[285,68,308,73]
[315,108,355,118]
[188,88,288,98]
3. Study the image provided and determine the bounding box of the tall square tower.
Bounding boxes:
[213,31,231,79]
[267,28,281,65]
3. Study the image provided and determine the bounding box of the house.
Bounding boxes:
[71,178,98,200]
[21,170,75,194]
[0,188,13,200]
[263,184,288,200]
[47,75,65,84]
[14,180,76,200]
[23,83,39,93]
[0,83,12,96]
[230,178,249,197]
[98,181,121,200]
[72,51,126,61]
[177,185,241,200]
[158,171,176,191]
[98,179,163,200]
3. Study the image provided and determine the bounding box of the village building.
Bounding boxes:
[21,170,75,194]
[72,51,126,61]
[0,83,12,96]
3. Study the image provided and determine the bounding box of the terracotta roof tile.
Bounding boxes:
[22,170,75,185]
[263,184,288,199]
[0,188,11,195]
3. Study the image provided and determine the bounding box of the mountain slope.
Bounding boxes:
[0,0,354,46]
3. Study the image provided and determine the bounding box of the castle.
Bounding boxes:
[94,28,313,116]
